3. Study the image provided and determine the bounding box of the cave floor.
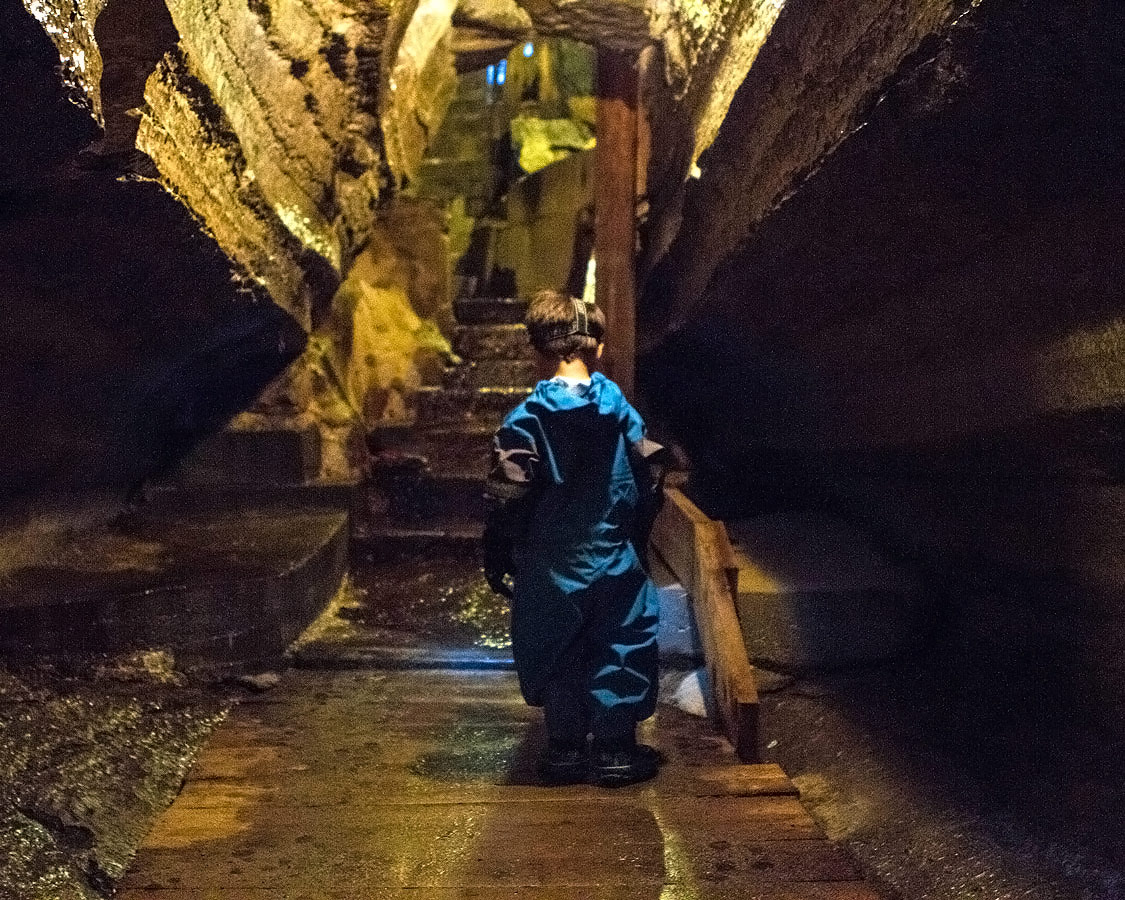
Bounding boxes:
[116,667,881,900]
[290,550,515,670]
[757,664,1125,900]
[0,660,228,900]
[4,542,1122,900]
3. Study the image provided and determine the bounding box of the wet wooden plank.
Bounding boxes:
[193,717,739,773]
[652,487,760,760]
[149,789,815,840]
[177,700,790,806]
[137,796,815,846]
[120,883,882,899]
[126,795,842,891]
[651,487,711,594]
[171,762,796,808]
[118,671,878,900]
[690,763,797,797]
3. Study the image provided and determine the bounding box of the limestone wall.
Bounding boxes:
[1,0,302,502]
[645,0,1125,732]
[642,0,959,340]
[137,0,395,324]
[2,0,458,497]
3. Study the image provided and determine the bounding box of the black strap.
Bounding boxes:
[541,297,596,341]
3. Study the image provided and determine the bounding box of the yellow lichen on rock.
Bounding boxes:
[238,197,452,480]
[383,0,461,184]
[22,0,107,122]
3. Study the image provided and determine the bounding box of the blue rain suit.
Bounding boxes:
[485,373,660,741]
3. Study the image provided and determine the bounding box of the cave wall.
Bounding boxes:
[645,0,1125,732]
[3,0,456,498]
[137,0,411,478]
[0,0,302,504]
[642,0,960,338]
[3,0,803,503]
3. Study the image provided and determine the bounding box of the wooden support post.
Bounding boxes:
[595,49,638,399]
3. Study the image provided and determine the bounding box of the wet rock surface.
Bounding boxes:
[0,659,228,899]
[0,504,348,668]
[291,552,513,669]
[760,660,1125,900]
[347,553,510,651]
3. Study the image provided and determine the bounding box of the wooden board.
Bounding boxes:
[117,670,880,900]
[116,887,882,900]
[651,487,760,761]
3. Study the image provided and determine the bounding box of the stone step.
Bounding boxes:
[292,644,513,670]
[453,323,533,361]
[412,385,529,428]
[452,296,529,326]
[171,425,321,487]
[370,448,482,521]
[441,358,538,390]
[0,503,348,672]
[365,419,417,451]
[369,425,493,473]
[148,479,363,520]
[353,518,483,559]
[423,428,494,473]
[290,549,512,670]
[728,513,928,673]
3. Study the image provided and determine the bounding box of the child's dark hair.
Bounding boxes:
[525,289,606,360]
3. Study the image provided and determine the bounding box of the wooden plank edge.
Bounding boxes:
[651,487,761,762]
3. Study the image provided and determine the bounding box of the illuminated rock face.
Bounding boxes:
[138,0,391,324]
[1,0,302,501]
[123,0,450,482]
[644,0,959,336]
[382,0,460,185]
[647,1,1125,730]
[3,0,800,496]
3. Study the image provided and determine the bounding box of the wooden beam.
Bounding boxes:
[651,487,760,762]
[594,49,638,399]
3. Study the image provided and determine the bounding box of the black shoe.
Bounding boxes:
[591,742,662,788]
[538,742,587,785]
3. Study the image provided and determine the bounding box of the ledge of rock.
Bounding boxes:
[0,504,348,672]
[729,514,927,672]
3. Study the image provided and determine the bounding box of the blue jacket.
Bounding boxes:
[485,373,660,714]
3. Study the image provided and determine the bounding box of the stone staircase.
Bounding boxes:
[0,420,358,674]
[152,423,363,521]
[291,297,707,671]
[289,297,534,669]
[360,296,534,557]
[0,501,348,673]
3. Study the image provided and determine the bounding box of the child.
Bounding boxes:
[483,289,664,787]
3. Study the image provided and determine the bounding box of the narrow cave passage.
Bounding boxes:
[3,0,1125,898]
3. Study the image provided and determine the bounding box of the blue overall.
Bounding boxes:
[486,373,660,742]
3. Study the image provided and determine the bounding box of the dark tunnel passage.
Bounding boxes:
[3,0,1125,896]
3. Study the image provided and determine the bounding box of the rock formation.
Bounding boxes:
[1,0,301,501]
[644,0,1125,735]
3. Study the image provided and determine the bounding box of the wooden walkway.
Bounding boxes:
[119,669,880,900]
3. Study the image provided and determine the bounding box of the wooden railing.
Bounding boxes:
[650,487,760,762]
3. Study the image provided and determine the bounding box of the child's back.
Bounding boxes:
[502,372,643,571]
[483,291,661,788]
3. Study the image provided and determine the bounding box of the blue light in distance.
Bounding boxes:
[485,64,496,86]
[523,42,534,57]
[496,59,507,85]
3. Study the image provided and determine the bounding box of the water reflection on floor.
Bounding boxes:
[349,550,512,651]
